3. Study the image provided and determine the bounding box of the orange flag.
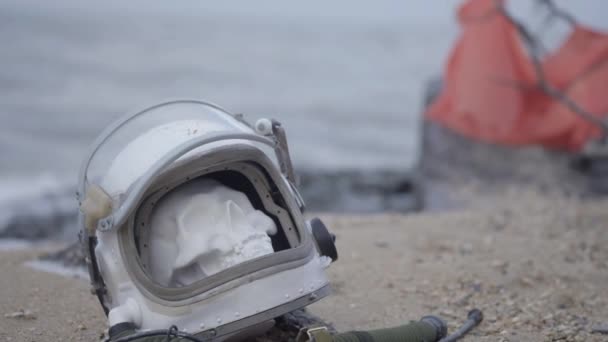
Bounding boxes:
[426,0,608,151]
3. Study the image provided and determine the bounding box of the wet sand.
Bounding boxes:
[0,246,105,341]
[1,187,607,341]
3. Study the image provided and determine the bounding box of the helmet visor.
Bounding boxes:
[79,100,280,227]
[140,178,278,287]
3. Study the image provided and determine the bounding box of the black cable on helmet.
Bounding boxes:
[109,325,207,342]
[165,325,179,342]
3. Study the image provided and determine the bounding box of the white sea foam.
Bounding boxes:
[0,238,33,251]
[25,259,89,281]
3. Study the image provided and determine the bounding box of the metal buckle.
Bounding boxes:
[295,326,329,342]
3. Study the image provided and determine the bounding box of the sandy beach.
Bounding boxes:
[1,187,607,341]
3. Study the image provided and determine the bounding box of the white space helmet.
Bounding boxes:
[77,100,337,340]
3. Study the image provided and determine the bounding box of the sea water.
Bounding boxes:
[0,0,604,207]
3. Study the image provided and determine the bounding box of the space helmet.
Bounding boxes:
[76,99,338,340]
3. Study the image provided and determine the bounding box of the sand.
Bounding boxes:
[1,187,608,342]
[0,246,105,342]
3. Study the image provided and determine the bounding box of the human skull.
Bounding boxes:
[146,178,277,287]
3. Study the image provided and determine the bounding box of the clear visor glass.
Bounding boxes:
[81,100,276,204]
[139,178,279,287]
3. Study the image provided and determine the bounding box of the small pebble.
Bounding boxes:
[374,241,389,248]
[459,243,473,255]
[4,309,36,320]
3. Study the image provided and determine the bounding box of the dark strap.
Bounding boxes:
[351,331,374,342]
[109,322,137,340]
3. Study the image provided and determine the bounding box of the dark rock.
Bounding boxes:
[420,118,587,194]
[419,78,592,201]
[0,184,77,240]
[299,170,423,213]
